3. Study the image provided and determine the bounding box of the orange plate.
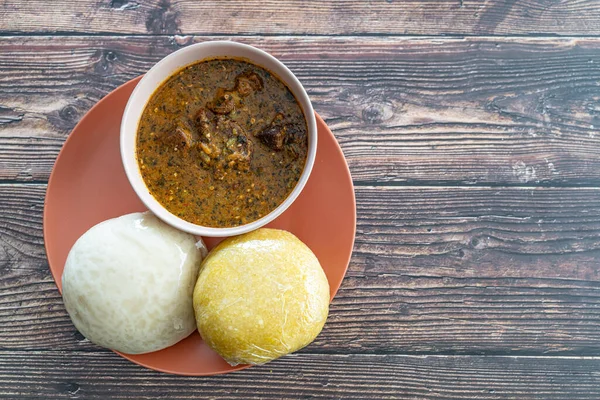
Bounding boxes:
[43,77,356,376]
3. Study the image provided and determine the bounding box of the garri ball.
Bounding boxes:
[193,228,329,365]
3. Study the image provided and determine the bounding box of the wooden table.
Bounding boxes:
[2,1,600,398]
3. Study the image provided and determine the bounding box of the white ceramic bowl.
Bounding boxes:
[121,41,317,237]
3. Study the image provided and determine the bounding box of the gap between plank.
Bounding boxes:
[3,180,600,189]
[352,181,600,189]
[2,348,600,359]
[2,32,600,39]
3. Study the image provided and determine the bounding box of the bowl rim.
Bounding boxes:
[120,40,317,237]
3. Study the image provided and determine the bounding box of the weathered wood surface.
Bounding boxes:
[1,36,600,185]
[2,351,600,399]
[3,184,600,355]
[2,0,600,397]
[2,0,600,36]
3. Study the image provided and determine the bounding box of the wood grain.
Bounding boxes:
[2,0,600,36]
[2,2,600,395]
[1,351,600,399]
[3,184,600,354]
[1,36,600,185]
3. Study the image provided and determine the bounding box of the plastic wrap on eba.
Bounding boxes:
[193,228,330,366]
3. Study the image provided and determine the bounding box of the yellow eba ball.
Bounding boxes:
[193,228,330,365]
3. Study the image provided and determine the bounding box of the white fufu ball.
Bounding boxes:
[61,212,206,354]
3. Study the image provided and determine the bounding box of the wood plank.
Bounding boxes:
[1,351,600,399]
[1,36,600,185]
[2,0,600,36]
[3,184,600,354]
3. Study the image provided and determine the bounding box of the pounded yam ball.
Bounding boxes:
[193,228,330,366]
[62,212,207,354]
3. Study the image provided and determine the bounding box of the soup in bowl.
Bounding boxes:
[121,41,317,237]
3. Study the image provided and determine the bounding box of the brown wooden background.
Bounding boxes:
[1,1,600,399]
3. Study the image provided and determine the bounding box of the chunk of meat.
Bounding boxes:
[235,72,263,96]
[194,108,212,136]
[208,88,235,115]
[256,113,305,152]
[207,71,264,115]
[217,117,253,171]
[158,118,195,148]
[255,125,286,151]
[194,109,253,174]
